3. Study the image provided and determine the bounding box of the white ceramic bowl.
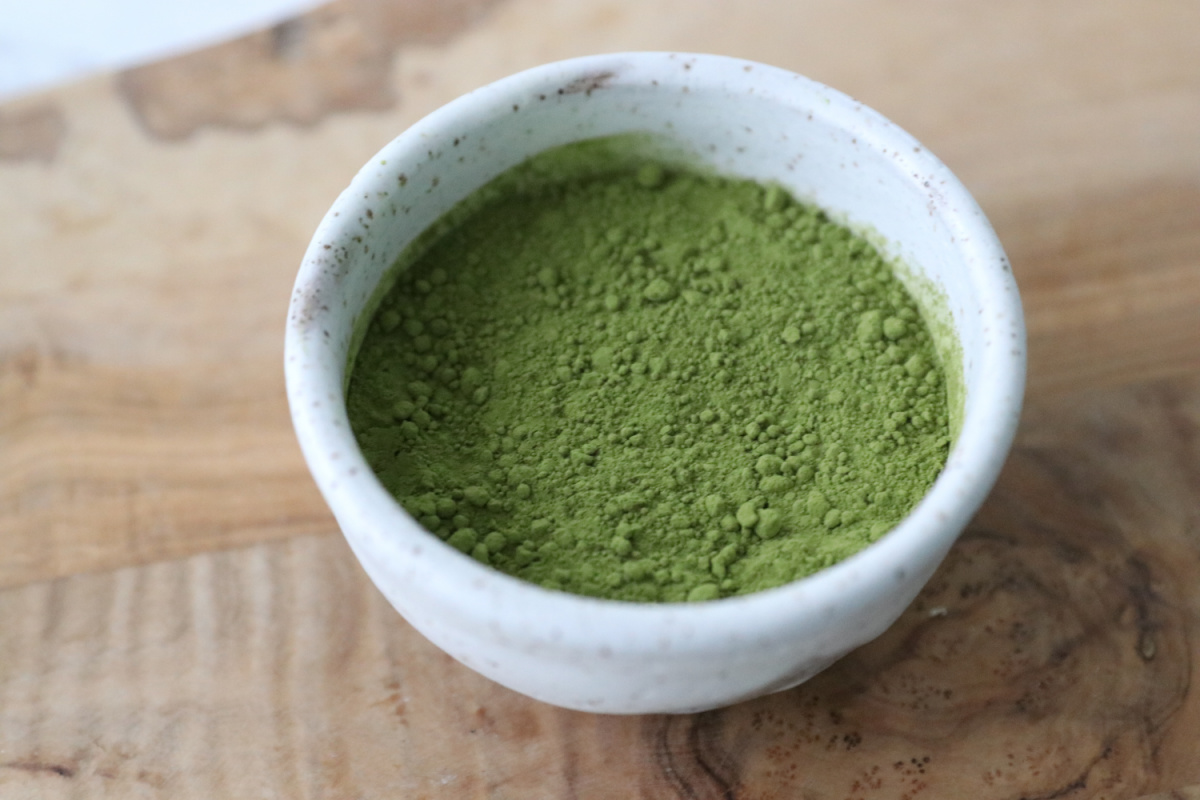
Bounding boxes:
[285,52,1024,714]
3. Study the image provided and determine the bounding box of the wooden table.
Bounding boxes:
[3,1,1199,797]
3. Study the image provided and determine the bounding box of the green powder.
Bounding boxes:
[346,139,951,603]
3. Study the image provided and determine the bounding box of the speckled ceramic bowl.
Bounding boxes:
[285,52,1024,714]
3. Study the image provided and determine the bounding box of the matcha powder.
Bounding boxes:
[346,142,951,603]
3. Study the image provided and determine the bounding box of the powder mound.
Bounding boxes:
[347,142,950,603]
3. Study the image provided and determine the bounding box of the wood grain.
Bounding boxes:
[1,0,1199,796]
[2,373,1198,798]
[117,0,503,139]
[0,103,67,163]
[1136,789,1200,800]
[2,0,1198,588]
[995,180,1200,397]
[0,357,331,589]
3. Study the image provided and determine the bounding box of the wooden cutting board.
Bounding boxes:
[2,0,1199,797]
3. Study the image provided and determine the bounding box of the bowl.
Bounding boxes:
[284,52,1025,714]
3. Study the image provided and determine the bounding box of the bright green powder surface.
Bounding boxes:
[347,141,950,603]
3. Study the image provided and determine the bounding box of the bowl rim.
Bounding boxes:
[285,51,1026,657]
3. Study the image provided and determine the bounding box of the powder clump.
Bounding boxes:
[347,139,950,603]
